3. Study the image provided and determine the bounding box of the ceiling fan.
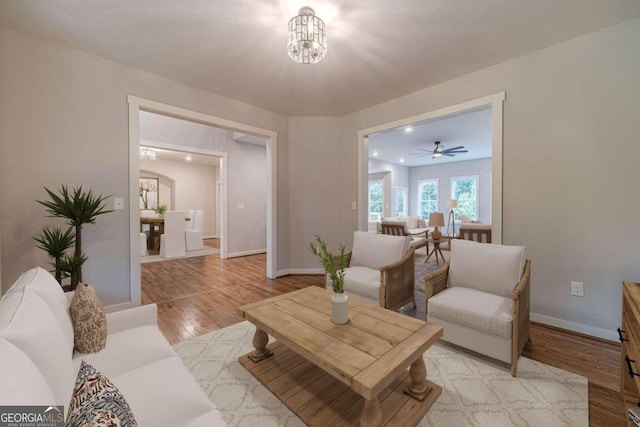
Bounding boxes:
[411,141,468,159]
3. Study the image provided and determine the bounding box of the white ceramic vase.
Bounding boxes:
[331,292,349,324]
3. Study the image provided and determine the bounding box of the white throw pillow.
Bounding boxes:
[449,239,527,299]
[404,216,420,229]
[3,267,74,350]
[0,291,75,407]
[0,339,56,405]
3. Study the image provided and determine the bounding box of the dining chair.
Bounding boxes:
[186,209,196,230]
[139,232,148,257]
[185,210,204,251]
[159,211,187,258]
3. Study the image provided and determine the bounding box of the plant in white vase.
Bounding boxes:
[308,234,349,324]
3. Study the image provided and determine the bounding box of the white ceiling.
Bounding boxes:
[1,1,638,116]
[140,146,220,167]
[368,107,492,167]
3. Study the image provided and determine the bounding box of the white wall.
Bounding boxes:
[287,117,344,271]
[409,158,492,223]
[0,26,288,304]
[335,18,640,339]
[140,158,218,237]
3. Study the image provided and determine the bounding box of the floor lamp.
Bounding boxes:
[446,199,458,236]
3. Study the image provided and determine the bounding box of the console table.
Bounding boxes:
[619,281,640,425]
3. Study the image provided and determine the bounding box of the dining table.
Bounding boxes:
[140,217,165,255]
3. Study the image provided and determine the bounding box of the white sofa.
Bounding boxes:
[377,216,431,236]
[0,267,226,426]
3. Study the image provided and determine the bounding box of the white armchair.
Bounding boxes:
[185,209,204,251]
[458,223,492,243]
[328,231,415,310]
[424,239,530,376]
[159,211,187,258]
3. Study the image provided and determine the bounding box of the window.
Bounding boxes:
[368,180,383,220]
[451,175,478,220]
[417,179,438,219]
[395,187,408,217]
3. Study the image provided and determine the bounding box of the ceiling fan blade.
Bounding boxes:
[444,149,468,154]
[444,153,456,157]
[445,146,465,151]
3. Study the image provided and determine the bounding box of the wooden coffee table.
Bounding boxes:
[238,287,443,426]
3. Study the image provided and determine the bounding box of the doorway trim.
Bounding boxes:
[357,92,506,243]
[127,95,278,306]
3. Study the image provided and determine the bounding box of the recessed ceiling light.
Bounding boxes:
[400,157,405,163]
[372,150,378,157]
[185,155,193,161]
[405,127,413,133]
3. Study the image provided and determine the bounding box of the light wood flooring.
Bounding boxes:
[141,239,625,426]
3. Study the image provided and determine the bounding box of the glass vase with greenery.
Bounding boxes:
[308,234,346,294]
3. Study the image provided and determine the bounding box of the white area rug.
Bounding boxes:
[173,321,588,426]
[141,246,219,263]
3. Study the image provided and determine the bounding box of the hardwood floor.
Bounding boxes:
[141,240,625,426]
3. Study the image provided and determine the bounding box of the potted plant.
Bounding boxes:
[154,204,168,217]
[308,234,349,324]
[36,185,112,290]
[34,226,75,285]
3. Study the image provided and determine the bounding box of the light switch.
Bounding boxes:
[236,203,245,210]
[114,197,124,210]
[351,201,357,210]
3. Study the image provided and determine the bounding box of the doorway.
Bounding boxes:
[357,93,505,243]
[127,96,278,306]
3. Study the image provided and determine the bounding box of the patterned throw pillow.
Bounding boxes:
[70,283,107,353]
[67,361,137,427]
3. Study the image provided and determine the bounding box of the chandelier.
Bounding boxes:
[287,7,327,64]
[139,147,156,161]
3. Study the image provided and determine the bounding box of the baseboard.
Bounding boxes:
[226,249,267,258]
[288,268,324,275]
[530,312,617,342]
[204,235,218,239]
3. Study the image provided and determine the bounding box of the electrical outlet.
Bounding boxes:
[571,281,584,297]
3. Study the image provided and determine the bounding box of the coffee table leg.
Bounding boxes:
[360,397,383,427]
[404,356,430,401]
[248,327,273,362]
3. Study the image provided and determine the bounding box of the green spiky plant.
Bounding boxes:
[308,234,347,294]
[34,227,75,284]
[58,253,88,290]
[37,185,112,290]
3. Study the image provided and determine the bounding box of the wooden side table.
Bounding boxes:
[424,236,453,265]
